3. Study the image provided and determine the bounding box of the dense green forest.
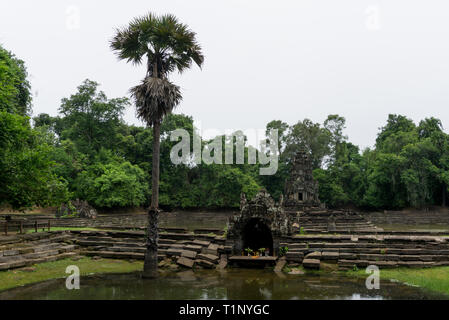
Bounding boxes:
[1,44,448,211]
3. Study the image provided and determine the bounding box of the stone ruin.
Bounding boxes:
[226,189,291,256]
[56,199,97,219]
[283,148,321,210]
[283,149,380,233]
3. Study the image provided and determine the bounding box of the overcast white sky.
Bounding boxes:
[1,0,448,148]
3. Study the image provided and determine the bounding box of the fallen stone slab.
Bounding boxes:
[216,255,228,270]
[195,259,215,269]
[181,250,197,260]
[204,243,219,255]
[274,257,286,272]
[177,257,195,268]
[303,259,320,270]
[197,253,219,263]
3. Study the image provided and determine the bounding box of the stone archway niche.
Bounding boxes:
[226,190,291,256]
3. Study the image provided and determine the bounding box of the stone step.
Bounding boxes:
[302,259,320,269]
[85,251,145,260]
[104,246,147,254]
[85,250,167,261]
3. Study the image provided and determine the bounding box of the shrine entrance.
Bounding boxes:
[242,218,273,255]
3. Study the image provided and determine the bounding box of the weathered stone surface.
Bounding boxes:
[303,258,320,270]
[3,250,19,256]
[57,199,97,219]
[192,240,211,247]
[195,259,215,269]
[166,248,183,256]
[216,255,228,270]
[177,257,195,268]
[0,263,10,271]
[184,245,202,253]
[339,253,357,260]
[197,253,219,263]
[181,250,197,259]
[285,251,304,262]
[274,257,286,272]
[283,148,320,208]
[321,252,339,261]
[203,243,219,255]
[305,251,321,260]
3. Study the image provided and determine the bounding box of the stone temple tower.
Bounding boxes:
[283,148,320,209]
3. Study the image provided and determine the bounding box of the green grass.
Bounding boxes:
[347,266,449,296]
[25,227,102,233]
[0,257,143,292]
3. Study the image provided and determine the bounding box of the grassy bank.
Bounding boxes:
[347,266,449,296]
[0,257,143,292]
[25,227,101,233]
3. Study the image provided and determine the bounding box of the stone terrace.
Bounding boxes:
[0,231,78,271]
[1,223,449,272]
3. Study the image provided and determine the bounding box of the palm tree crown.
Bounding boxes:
[111,13,204,79]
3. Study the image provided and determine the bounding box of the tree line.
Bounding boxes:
[1,44,448,212]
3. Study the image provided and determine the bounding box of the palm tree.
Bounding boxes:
[111,13,204,278]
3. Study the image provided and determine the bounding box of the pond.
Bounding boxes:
[0,269,446,300]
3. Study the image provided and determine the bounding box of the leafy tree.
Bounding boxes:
[75,161,148,208]
[0,45,32,116]
[111,13,204,278]
[58,79,129,157]
[0,111,69,209]
[285,119,331,168]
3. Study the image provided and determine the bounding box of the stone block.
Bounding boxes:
[197,253,219,263]
[184,245,202,253]
[303,259,320,270]
[305,251,321,260]
[192,240,211,247]
[274,257,286,272]
[285,251,304,263]
[321,252,339,261]
[181,250,197,259]
[195,259,215,269]
[177,257,195,268]
[165,248,183,257]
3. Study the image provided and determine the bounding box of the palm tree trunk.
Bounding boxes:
[143,120,161,278]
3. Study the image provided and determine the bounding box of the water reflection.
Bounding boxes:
[0,269,447,300]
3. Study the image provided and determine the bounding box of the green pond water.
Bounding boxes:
[0,269,446,300]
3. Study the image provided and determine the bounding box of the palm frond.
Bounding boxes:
[111,13,204,75]
[130,77,182,126]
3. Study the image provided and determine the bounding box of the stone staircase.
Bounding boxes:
[0,231,78,271]
[281,234,449,270]
[74,230,229,269]
[287,208,382,233]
